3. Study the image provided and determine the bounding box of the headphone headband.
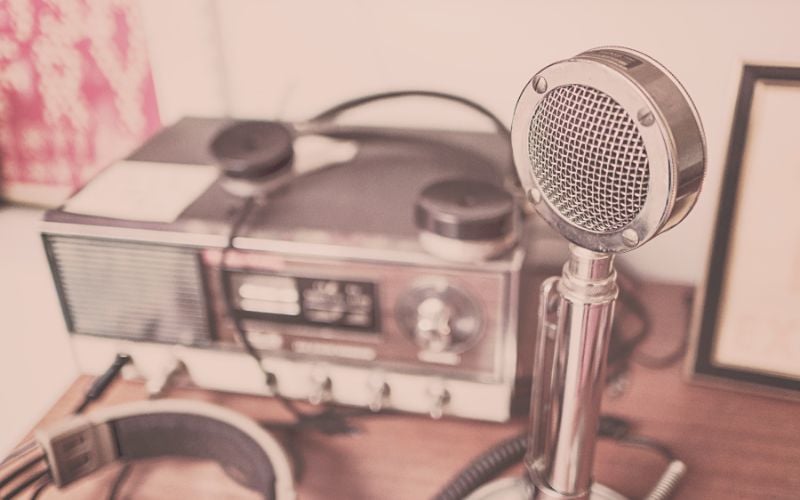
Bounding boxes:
[35,399,295,499]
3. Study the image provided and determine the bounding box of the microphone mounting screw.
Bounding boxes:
[622,228,640,247]
[637,108,655,127]
[533,75,548,94]
[527,188,542,204]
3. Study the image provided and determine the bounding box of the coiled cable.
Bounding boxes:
[433,433,527,500]
[433,415,685,500]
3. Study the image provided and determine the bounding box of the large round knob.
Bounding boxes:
[415,179,518,262]
[396,280,482,353]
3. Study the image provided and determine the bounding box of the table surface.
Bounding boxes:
[10,284,800,500]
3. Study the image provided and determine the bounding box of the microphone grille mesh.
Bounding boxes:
[528,84,650,233]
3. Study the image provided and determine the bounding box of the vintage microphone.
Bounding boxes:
[470,47,706,500]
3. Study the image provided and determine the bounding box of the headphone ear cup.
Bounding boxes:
[210,121,294,181]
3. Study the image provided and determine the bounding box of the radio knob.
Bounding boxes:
[145,358,187,398]
[368,379,391,412]
[396,281,482,353]
[308,370,332,405]
[427,382,451,420]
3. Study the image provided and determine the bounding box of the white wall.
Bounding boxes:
[0,207,75,454]
[139,0,800,284]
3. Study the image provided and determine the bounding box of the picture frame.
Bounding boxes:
[688,64,800,397]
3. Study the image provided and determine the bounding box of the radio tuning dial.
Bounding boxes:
[396,281,482,354]
[415,297,455,352]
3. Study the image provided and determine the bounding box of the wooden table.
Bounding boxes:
[13,285,800,499]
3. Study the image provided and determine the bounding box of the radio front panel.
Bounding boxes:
[205,249,520,383]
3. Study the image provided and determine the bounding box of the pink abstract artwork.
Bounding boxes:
[0,0,160,204]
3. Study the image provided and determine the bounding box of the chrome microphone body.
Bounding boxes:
[528,247,617,500]
[468,46,706,500]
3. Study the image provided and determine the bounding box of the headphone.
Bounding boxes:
[33,400,295,499]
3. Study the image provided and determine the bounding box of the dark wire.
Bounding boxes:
[220,196,307,421]
[633,291,694,369]
[107,464,133,500]
[432,415,677,500]
[73,354,132,414]
[606,284,652,381]
[29,476,51,500]
[432,432,527,500]
[309,90,511,138]
[307,89,523,201]
[0,455,44,490]
[97,203,366,498]
[618,435,675,462]
[607,263,694,373]
[1,469,49,500]
[220,195,365,433]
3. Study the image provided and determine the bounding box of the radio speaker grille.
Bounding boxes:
[528,84,650,233]
[45,236,212,345]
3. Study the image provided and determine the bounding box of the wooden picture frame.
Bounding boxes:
[688,65,800,397]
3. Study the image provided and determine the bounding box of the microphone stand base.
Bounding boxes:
[466,477,627,500]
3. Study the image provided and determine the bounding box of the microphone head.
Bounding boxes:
[511,47,706,253]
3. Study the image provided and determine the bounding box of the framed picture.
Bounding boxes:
[688,65,800,397]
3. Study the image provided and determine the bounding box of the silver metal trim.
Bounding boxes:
[511,47,705,253]
[41,221,230,248]
[233,235,524,272]
[465,477,627,500]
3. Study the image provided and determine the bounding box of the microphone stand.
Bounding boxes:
[526,244,619,500]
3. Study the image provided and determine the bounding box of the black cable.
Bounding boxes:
[307,89,524,203]
[618,435,675,462]
[633,291,694,370]
[433,415,676,500]
[309,90,510,138]
[604,286,651,385]
[107,464,132,500]
[432,432,527,500]
[219,196,308,421]
[1,469,48,500]
[220,195,371,436]
[28,475,51,500]
[606,264,694,373]
[0,455,44,491]
[73,354,132,414]
[634,336,688,370]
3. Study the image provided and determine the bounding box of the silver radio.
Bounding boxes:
[42,115,550,422]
